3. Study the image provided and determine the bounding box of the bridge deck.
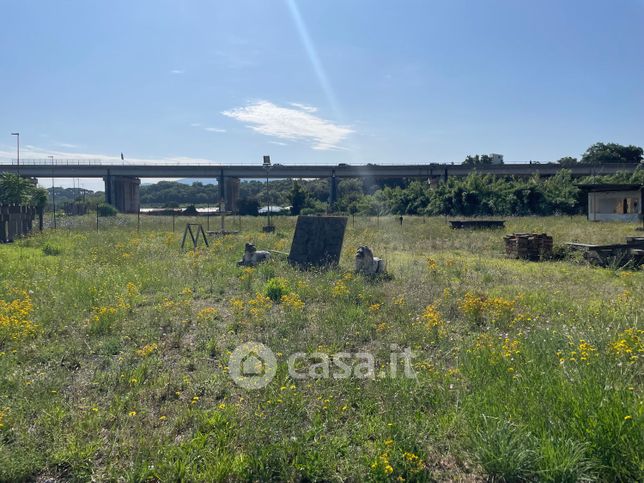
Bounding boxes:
[0,161,639,179]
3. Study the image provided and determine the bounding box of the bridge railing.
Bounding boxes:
[0,158,549,167]
[0,159,641,169]
[0,159,230,166]
[0,159,432,166]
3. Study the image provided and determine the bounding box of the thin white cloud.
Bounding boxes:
[190,123,202,127]
[170,69,185,74]
[0,145,215,165]
[0,145,223,191]
[269,141,288,146]
[204,127,227,133]
[56,142,79,148]
[222,100,353,150]
[289,102,317,113]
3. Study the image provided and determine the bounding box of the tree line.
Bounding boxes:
[131,165,642,217]
[2,142,641,217]
[133,141,643,217]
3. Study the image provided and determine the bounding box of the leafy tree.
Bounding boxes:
[356,191,388,216]
[0,174,50,226]
[238,197,259,216]
[289,181,306,215]
[30,187,48,211]
[581,142,643,164]
[381,181,431,215]
[0,174,34,204]
[580,165,644,185]
[541,169,580,215]
[463,154,495,166]
[557,156,578,166]
[140,181,219,205]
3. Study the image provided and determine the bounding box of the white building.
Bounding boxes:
[490,153,504,165]
[581,184,643,222]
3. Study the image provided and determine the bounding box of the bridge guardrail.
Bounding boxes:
[0,159,440,166]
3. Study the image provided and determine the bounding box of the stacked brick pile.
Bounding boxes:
[504,233,553,261]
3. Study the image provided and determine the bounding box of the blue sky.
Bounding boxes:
[1,0,642,189]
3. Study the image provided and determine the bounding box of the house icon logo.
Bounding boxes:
[228,342,277,389]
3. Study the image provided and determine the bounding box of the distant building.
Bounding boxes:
[490,153,504,165]
[258,206,292,214]
[579,184,643,222]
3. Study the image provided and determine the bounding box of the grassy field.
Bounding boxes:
[0,215,642,481]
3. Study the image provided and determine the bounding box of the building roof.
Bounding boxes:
[576,183,643,192]
[258,205,291,213]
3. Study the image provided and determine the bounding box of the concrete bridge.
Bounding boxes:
[0,160,639,213]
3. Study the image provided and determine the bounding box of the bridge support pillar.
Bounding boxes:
[329,171,337,211]
[224,177,240,212]
[104,175,140,213]
[217,172,240,212]
[427,175,443,189]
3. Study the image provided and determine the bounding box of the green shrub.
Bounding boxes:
[469,417,537,481]
[42,242,62,256]
[96,203,118,217]
[264,277,290,303]
[183,205,198,215]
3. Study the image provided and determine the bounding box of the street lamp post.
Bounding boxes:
[49,155,56,229]
[11,132,19,174]
[262,155,274,233]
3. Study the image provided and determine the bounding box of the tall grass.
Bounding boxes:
[0,215,641,480]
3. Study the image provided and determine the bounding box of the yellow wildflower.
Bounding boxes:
[610,328,642,364]
[332,280,349,297]
[0,291,38,343]
[281,292,305,310]
[196,307,219,323]
[369,303,382,313]
[421,303,445,334]
[371,452,394,476]
[501,337,521,359]
[248,293,272,318]
[230,298,245,313]
[126,282,140,298]
[136,343,158,358]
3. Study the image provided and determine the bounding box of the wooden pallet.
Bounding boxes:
[450,220,505,229]
[504,233,553,261]
[566,237,644,268]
